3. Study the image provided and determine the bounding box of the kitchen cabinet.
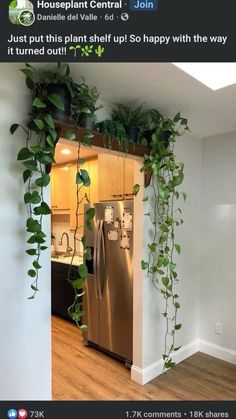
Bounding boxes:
[98,153,134,201]
[123,158,134,199]
[51,261,81,324]
[51,164,70,212]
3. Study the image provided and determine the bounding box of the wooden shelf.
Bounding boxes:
[54,119,152,187]
[54,120,150,158]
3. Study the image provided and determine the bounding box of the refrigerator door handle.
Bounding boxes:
[93,219,100,300]
[97,219,105,300]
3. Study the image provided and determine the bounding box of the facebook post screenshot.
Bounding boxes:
[0,0,236,417]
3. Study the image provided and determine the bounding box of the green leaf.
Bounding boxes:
[24,191,41,205]
[174,302,181,309]
[174,244,181,254]
[164,361,176,369]
[133,184,140,197]
[148,243,157,252]
[76,169,91,187]
[86,207,95,220]
[10,123,20,135]
[86,219,93,231]
[65,130,76,140]
[23,160,38,172]
[33,201,51,215]
[32,97,46,108]
[79,106,91,114]
[40,246,48,250]
[160,224,169,233]
[81,235,87,248]
[182,192,187,201]
[28,269,36,277]
[173,173,184,187]
[26,77,35,89]
[33,260,41,270]
[44,114,55,128]
[20,68,33,80]
[47,93,65,110]
[48,128,58,142]
[142,196,148,202]
[17,147,31,161]
[175,324,182,330]
[141,260,148,270]
[174,346,182,351]
[169,261,176,271]
[26,218,41,233]
[78,264,88,278]
[27,235,37,244]
[34,119,44,130]
[23,169,32,183]
[162,276,169,287]
[73,278,85,290]
[46,135,54,147]
[173,112,180,122]
[31,285,39,291]
[35,173,50,187]
[26,248,37,255]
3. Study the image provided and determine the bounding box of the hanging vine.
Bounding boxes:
[141,113,189,371]
[10,64,95,321]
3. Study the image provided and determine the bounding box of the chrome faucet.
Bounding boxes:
[58,232,73,254]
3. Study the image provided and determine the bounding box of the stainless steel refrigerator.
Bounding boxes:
[82,201,133,365]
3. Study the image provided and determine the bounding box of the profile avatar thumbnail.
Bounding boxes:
[9,0,35,26]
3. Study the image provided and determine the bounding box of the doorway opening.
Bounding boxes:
[51,137,144,399]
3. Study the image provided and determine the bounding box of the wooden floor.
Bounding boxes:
[52,316,236,400]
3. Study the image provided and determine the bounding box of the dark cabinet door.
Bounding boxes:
[51,262,81,323]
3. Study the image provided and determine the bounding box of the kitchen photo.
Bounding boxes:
[0,62,236,401]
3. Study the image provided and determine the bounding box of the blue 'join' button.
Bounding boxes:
[129,0,158,10]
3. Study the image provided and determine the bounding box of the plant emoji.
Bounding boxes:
[80,45,93,57]
[69,45,81,57]
[95,45,105,58]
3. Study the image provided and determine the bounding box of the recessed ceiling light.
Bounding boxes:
[173,63,236,91]
[61,148,72,155]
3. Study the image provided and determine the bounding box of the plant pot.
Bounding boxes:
[46,83,71,122]
[125,125,140,143]
[79,113,96,130]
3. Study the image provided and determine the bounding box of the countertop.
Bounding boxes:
[51,254,83,266]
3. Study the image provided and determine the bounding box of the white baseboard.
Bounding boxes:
[131,339,199,385]
[131,339,236,385]
[199,339,236,365]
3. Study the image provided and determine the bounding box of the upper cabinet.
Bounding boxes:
[51,164,70,212]
[98,153,134,201]
[51,153,134,230]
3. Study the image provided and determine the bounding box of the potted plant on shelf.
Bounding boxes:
[72,78,103,129]
[111,103,145,143]
[142,108,183,149]
[95,119,128,151]
[36,63,80,122]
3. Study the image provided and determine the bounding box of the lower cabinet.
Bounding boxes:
[51,262,81,324]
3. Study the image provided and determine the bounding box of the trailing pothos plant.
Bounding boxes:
[10,64,95,329]
[139,112,190,371]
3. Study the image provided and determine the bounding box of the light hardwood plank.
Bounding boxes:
[52,316,236,400]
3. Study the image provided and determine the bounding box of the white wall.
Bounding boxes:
[0,64,51,400]
[200,131,236,352]
[133,134,202,380]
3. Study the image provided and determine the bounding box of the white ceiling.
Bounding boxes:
[69,63,236,139]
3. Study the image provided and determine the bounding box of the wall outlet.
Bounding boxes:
[215,322,222,335]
